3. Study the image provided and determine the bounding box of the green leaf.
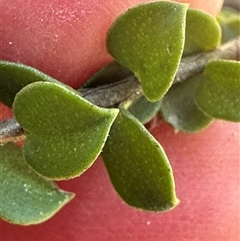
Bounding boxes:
[195,60,240,122]
[102,109,179,211]
[123,95,162,124]
[0,61,57,107]
[161,75,213,133]
[183,9,221,56]
[217,7,240,43]
[0,143,74,225]
[107,2,188,101]
[13,82,119,180]
[81,61,133,88]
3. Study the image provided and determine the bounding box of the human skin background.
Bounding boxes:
[1,0,239,240]
[1,0,224,88]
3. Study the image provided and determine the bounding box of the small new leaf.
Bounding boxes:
[195,60,240,122]
[102,109,179,211]
[0,143,74,225]
[13,82,119,180]
[107,2,188,101]
[184,9,221,56]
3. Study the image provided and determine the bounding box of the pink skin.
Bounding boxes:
[1,0,239,240]
[1,119,239,241]
[2,0,223,88]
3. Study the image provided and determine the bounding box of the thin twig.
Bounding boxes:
[79,76,142,107]
[175,36,240,83]
[78,36,240,106]
[224,0,240,11]
[0,36,240,145]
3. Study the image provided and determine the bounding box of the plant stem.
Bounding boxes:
[78,36,240,106]
[79,76,142,107]
[175,36,240,83]
[0,36,240,145]
[0,118,26,145]
[224,0,240,11]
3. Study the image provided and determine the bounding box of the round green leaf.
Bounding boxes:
[183,9,221,56]
[161,75,213,133]
[195,60,240,122]
[107,2,188,101]
[102,109,179,211]
[13,82,119,180]
[0,61,57,107]
[0,143,74,225]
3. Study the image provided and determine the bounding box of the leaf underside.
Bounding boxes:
[161,75,213,133]
[124,95,162,124]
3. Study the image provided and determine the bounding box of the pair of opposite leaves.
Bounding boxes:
[107,2,239,132]
[161,60,240,133]
[0,1,239,225]
[1,81,178,224]
[84,2,240,131]
[160,7,240,132]
[0,1,188,225]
